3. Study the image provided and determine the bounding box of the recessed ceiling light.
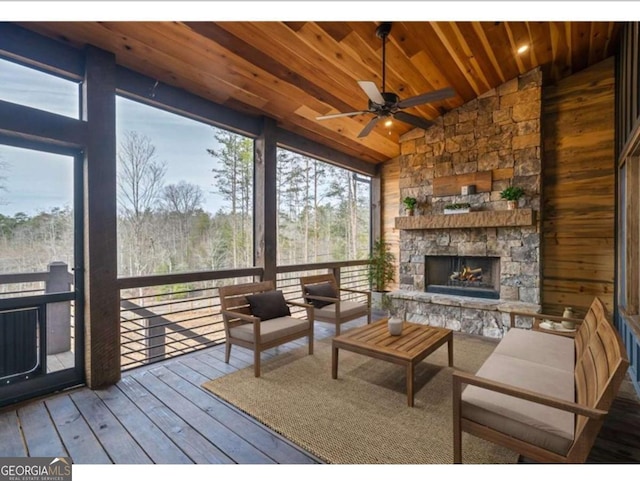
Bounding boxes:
[517,45,529,54]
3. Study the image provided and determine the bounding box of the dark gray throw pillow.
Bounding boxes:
[305,282,338,308]
[246,290,291,321]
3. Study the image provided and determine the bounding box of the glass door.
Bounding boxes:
[0,142,84,406]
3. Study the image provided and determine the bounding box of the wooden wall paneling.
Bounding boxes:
[541,56,616,316]
[381,157,400,290]
[82,45,120,388]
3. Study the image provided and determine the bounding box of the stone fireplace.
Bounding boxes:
[388,67,543,338]
[425,255,500,299]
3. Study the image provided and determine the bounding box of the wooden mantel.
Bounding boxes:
[395,209,535,230]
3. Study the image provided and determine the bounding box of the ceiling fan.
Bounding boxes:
[316,22,456,138]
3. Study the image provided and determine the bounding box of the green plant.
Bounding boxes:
[368,238,396,292]
[500,186,525,201]
[402,196,417,211]
[444,202,471,210]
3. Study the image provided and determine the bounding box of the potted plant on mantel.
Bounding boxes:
[368,238,396,311]
[402,196,418,216]
[500,185,525,210]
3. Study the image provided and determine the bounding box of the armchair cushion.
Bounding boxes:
[304,282,337,308]
[246,290,291,321]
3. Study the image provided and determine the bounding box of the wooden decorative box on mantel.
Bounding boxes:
[395,208,535,230]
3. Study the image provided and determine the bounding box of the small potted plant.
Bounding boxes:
[500,185,525,210]
[402,196,418,216]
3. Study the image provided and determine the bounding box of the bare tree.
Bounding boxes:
[117,130,166,220]
[162,181,204,215]
[117,130,166,278]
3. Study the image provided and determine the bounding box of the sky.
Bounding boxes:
[0,57,228,216]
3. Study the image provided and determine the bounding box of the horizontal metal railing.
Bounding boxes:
[118,261,370,370]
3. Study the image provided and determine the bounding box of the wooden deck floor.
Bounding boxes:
[1,316,639,464]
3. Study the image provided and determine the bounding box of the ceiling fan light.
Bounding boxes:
[384,119,393,127]
[517,44,529,54]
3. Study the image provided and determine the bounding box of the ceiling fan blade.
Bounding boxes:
[358,116,382,138]
[316,111,368,120]
[393,111,434,131]
[358,80,385,105]
[397,87,456,109]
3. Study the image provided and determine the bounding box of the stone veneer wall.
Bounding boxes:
[397,67,543,307]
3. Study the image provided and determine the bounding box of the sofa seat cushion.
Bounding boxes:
[314,301,367,321]
[229,316,309,344]
[461,352,575,456]
[493,328,575,373]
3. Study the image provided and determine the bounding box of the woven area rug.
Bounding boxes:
[202,332,518,464]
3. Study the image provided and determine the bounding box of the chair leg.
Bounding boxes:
[335,322,341,337]
[367,309,371,324]
[225,341,231,363]
[308,330,314,355]
[254,348,261,377]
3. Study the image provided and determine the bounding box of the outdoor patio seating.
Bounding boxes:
[219,280,314,377]
[300,273,371,336]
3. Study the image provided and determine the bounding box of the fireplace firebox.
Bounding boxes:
[424,255,500,299]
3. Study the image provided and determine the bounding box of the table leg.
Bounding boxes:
[332,345,339,379]
[407,363,414,407]
[448,336,454,367]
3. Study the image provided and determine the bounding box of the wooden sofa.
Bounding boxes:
[452,297,629,463]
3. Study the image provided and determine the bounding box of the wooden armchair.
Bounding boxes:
[299,273,371,336]
[218,280,314,377]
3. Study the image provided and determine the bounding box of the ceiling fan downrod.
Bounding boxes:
[375,22,392,97]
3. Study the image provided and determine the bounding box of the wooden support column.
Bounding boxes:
[254,117,278,283]
[82,46,120,388]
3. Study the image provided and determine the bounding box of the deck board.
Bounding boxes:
[132,367,275,464]
[69,389,152,464]
[94,384,193,464]
[44,395,111,464]
[1,315,638,465]
[0,411,27,457]
[157,361,316,464]
[118,376,233,464]
[18,402,68,457]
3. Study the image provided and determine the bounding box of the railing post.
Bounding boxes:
[45,261,72,354]
[142,312,166,364]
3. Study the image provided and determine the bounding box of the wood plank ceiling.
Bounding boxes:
[18,21,621,164]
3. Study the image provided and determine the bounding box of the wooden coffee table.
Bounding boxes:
[331,319,453,407]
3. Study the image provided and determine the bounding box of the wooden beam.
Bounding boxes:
[82,45,120,389]
[276,128,377,176]
[0,23,83,80]
[254,117,278,283]
[0,100,86,149]
[116,67,262,138]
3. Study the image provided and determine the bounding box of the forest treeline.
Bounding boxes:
[0,129,370,278]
